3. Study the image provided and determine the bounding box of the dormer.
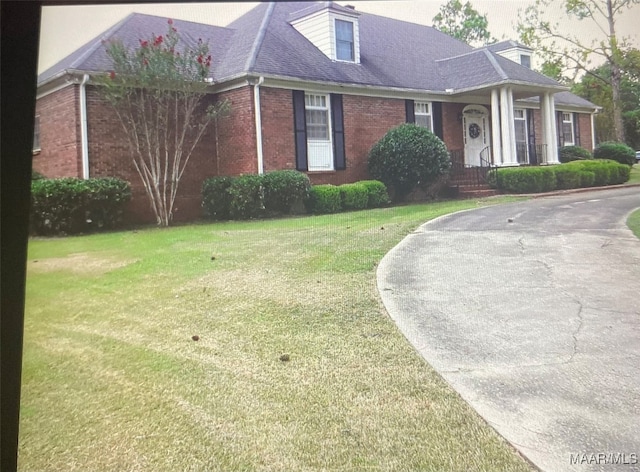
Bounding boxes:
[290,2,361,64]
[486,40,533,68]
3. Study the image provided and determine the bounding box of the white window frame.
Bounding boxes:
[414,101,433,131]
[334,18,355,62]
[33,115,41,152]
[305,93,334,171]
[562,112,575,146]
[514,108,529,163]
[520,54,531,69]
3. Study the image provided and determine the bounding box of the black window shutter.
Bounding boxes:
[405,99,415,123]
[573,112,581,146]
[331,93,346,171]
[432,102,443,140]
[556,111,564,147]
[292,90,308,171]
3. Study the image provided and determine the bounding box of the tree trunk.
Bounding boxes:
[607,0,626,142]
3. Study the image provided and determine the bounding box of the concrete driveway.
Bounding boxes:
[377,187,640,472]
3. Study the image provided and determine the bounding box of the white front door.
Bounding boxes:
[463,105,490,167]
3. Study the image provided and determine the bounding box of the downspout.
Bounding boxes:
[591,111,597,151]
[79,73,90,179]
[253,76,265,175]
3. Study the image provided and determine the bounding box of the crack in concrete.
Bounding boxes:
[568,302,584,363]
[518,235,526,255]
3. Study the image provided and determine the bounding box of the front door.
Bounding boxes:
[463,105,490,167]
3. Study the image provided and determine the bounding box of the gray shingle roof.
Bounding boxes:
[37,2,594,110]
[486,40,532,53]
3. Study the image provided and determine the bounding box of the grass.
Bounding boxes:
[19,197,535,472]
[628,208,640,239]
[627,163,640,185]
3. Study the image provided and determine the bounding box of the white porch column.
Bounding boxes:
[500,87,513,165]
[491,88,502,165]
[542,92,560,163]
[540,93,550,163]
[506,87,517,162]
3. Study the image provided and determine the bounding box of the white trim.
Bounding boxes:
[591,113,597,151]
[80,73,90,180]
[304,92,334,171]
[561,112,575,146]
[414,101,433,131]
[491,89,502,165]
[253,76,265,175]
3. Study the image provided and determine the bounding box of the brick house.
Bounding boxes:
[35,2,599,222]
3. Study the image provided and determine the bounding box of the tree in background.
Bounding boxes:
[572,50,640,148]
[432,0,495,47]
[98,19,230,226]
[518,0,640,143]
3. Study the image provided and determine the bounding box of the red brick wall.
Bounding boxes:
[576,113,593,150]
[260,89,408,186]
[216,86,257,176]
[85,85,221,223]
[33,85,82,178]
[441,103,464,152]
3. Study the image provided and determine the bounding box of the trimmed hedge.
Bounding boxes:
[494,160,629,193]
[31,177,131,235]
[202,176,234,220]
[360,180,390,208]
[339,183,369,211]
[262,170,311,216]
[559,146,592,163]
[307,185,342,214]
[496,166,556,193]
[593,142,636,166]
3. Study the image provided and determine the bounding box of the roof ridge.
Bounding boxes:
[244,2,276,72]
[483,49,508,81]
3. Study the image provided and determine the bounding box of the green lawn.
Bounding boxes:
[20,197,534,472]
[628,208,640,238]
[627,163,640,185]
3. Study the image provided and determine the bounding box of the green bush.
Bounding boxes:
[368,124,450,200]
[569,159,630,185]
[553,166,582,189]
[202,176,234,220]
[31,170,46,180]
[307,185,342,214]
[339,183,369,211]
[497,167,556,193]
[262,170,311,216]
[558,146,592,163]
[577,170,596,187]
[359,180,390,208]
[228,175,265,220]
[593,142,636,166]
[30,177,131,235]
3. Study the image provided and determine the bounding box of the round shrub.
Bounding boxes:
[368,124,450,200]
[308,185,341,214]
[262,170,310,216]
[593,142,635,166]
[359,180,390,208]
[202,176,234,220]
[339,183,369,211]
[559,146,592,163]
[228,174,265,220]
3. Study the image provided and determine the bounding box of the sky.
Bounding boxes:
[38,1,640,74]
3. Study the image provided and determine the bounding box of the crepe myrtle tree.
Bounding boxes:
[97,19,230,226]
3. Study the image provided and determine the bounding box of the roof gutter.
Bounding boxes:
[80,73,90,179]
[252,76,265,174]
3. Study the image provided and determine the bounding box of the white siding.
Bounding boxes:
[291,8,360,63]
